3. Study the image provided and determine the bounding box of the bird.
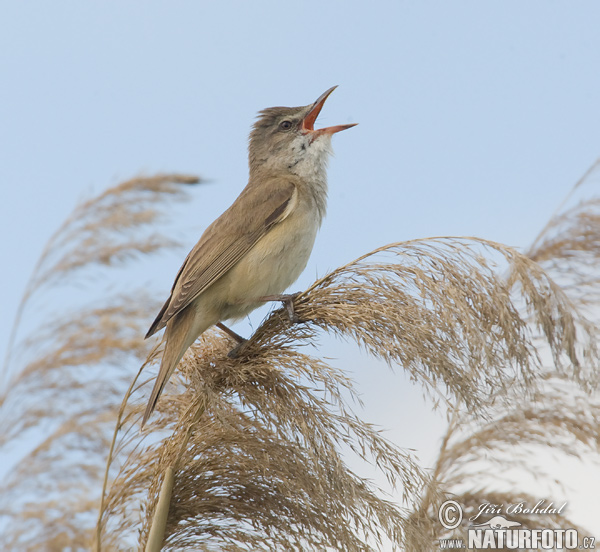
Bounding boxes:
[141,86,356,426]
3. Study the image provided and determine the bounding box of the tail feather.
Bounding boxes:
[145,295,171,339]
[141,338,185,427]
[141,306,209,427]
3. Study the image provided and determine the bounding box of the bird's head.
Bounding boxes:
[248,86,356,179]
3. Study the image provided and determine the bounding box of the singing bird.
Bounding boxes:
[142,86,356,426]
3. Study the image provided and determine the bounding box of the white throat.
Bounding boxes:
[287,133,333,182]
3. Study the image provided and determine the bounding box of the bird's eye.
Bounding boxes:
[279,120,293,130]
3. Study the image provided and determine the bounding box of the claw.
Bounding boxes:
[227,340,247,358]
[258,292,303,323]
[215,322,248,357]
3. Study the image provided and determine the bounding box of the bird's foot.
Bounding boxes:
[259,292,303,323]
[216,323,248,358]
[227,339,248,359]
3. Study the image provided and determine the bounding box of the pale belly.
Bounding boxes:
[211,207,320,321]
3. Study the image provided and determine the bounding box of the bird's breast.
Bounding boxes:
[223,201,321,308]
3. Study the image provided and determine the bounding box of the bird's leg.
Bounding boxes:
[258,292,303,323]
[224,293,304,358]
[216,322,246,344]
[216,322,248,358]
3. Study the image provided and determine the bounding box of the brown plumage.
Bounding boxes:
[142,86,356,426]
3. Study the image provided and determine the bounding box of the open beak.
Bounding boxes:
[301,86,358,136]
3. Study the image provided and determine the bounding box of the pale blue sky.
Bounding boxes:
[1,0,600,540]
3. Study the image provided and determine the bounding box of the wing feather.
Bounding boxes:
[146,178,296,337]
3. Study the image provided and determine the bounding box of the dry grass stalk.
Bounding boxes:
[0,174,201,551]
[406,160,600,551]
[145,467,175,552]
[2,164,600,550]
[528,159,600,311]
[104,332,429,551]
[408,372,600,551]
[97,236,591,551]
[2,173,200,387]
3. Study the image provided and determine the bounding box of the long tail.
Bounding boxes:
[141,306,208,427]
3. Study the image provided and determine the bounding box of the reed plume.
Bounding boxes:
[0,174,201,551]
[1,160,599,551]
[406,160,600,551]
[99,235,593,550]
